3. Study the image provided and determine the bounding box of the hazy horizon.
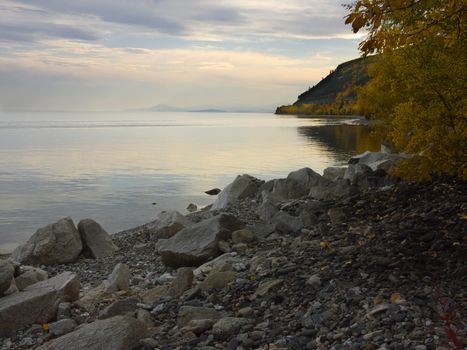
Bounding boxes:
[0,0,362,112]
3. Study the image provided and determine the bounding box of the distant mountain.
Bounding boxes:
[128,104,272,113]
[276,55,376,115]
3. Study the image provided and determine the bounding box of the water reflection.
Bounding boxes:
[0,113,379,245]
[297,124,381,163]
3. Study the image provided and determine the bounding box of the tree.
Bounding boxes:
[345,0,467,180]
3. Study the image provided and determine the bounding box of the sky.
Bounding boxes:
[0,0,363,111]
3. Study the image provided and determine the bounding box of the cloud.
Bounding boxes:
[4,0,356,42]
[0,40,345,110]
[0,0,362,110]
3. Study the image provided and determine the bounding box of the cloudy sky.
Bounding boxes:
[0,0,362,111]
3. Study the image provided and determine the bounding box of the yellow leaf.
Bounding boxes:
[373,296,384,305]
[320,241,332,250]
[42,323,49,331]
[390,292,401,303]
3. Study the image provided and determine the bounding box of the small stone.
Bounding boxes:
[306,274,321,288]
[187,203,198,212]
[237,307,253,317]
[49,318,77,336]
[104,263,130,293]
[254,279,283,298]
[231,229,256,244]
[205,188,221,195]
[57,302,72,320]
[172,267,194,296]
[212,317,246,340]
[201,271,237,291]
[98,297,138,319]
[182,319,215,335]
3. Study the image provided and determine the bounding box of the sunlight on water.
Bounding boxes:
[0,112,378,244]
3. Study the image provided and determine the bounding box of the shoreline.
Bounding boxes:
[1,149,466,349]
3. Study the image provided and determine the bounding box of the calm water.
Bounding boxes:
[0,112,378,246]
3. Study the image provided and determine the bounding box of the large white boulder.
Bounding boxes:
[158,214,243,267]
[0,271,80,336]
[12,217,83,266]
[37,315,147,350]
[212,174,264,210]
[78,219,118,259]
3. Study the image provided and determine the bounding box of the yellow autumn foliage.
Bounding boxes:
[346,0,467,180]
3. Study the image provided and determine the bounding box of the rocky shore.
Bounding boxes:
[0,149,466,350]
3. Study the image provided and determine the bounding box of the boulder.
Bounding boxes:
[177,306,223,328]
[37,315,147,350]
[212,174,264,210]
[149,210,193,240]
[158,214,243,267]
[323,167,346,181]
[262,168,331,202]
[12,217,83,265]
[0,272,79,336]
[349,150,404,172]
[103,263,130,293]
[0,259,14,296]
[77,219,117,259]
[309,179,357,200]
[344,164,373,184]
[15,266,48,291]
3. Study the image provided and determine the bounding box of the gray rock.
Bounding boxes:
[77,219,117,259]
[15,266,48,291]
[254,279,283,298]
[98,297,138,319]
[257,194,279,222]
[262,168,331,202]
[323,167,346,181]
[344,163,373,184]
[186,203,198,213]
[306,274,321,288]
[0,271,80,336]
[12,217,83,266]
[57,302,72,320]
[4,278,19,296]
[212,174,263,210]
[0,259,14,296]
[172,267,194,296]
[181,319,214,335]
[149,210,193,240]
[37,315,146,350]
[271,211,303,234]
[200,271,237,291]
[158,214,243,267]
[212,317,246,340]
[193,253,241,277]
[177,306,223,328]
[49,318,77,336]
[231,229,256,244]
[103,263,130,293]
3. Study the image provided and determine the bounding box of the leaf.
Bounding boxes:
[320,241,332,250]
[42,323,49,331]
[390,292,401,303]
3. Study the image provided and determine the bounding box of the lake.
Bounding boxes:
[0,112,379,247]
